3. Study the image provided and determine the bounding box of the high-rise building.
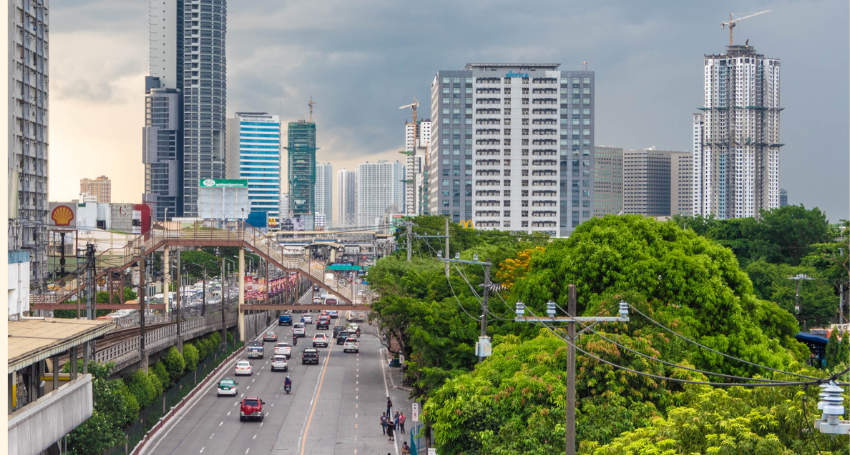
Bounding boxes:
[147,0,227,218]
[225,112,281,217]
[693,44,781,219]
[404,120,430,215]
[624,148,691,217]
[356,161,404,227]
[593,147,623,217]
[315,163,333,227]
[337,169,357,228]
[430,64,594,236]
[287,121,317,230]
[9,0,50,283]
[80,176,112,203]
[143,77,181,220]
[280,193,290,218]
[780,188,788,207]
[671,152,693,216]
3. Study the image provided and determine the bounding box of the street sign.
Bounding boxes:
[411,402,419,422]
[428,449,436,455]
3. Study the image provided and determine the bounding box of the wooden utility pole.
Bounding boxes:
[139,246,147,360]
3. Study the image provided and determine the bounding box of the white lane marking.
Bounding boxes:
[260,422,264,427]
[355,395,358,400]
[252,379,256,383]
[253,434,257,440]
[227,411,231,416]
[276,394,279,398]
[356,388,359,392]
[246,449,250,454]
[247,386,250,390]
[355,424,358,429]
[234,401,238,406]
[240,393,244,397]
[200,448,204,453]
[210,434,214,439]
[271,403,274,407]
[219,421,223,427]
[356,381,359,385]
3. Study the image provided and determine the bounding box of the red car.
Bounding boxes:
[239,397,265,421]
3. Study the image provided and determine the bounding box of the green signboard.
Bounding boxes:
[326,265,363,271]
[199,179,248,188]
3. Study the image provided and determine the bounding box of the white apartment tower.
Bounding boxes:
[337,169,357,228]
[404,120,430,215]
[693,44,781,219]
[356,161,404,227]
[315,163,333,227]
[430,64,594,236]
[9,0,50,283]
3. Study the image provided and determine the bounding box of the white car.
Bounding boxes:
[293,323,306,337]
[235,360,252,376]
[301,313,313,324]
[271,355,289,372]
[312,333,329,348]
[313,298,322,304]
[274,342,291,358]
[343,337,360,353]
[327,310,338,319]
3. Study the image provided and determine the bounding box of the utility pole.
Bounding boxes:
[566,285,576,455]
[86,243,95,320]
[202,267,207,317]
[480,257,491,363]
[406,221,412,262]
[514,294,630,455]
[788,273,814,330]
[176,250,182,340]
[221,256,226,347]
[436,252,494,363]
[139,246,146,360]
[445,218,450,279]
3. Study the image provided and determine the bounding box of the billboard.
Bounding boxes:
[199,179,248,188]
[111,204,135,233]
[278,217,306,231]
[198,183,249,219]
[49,202,77,229]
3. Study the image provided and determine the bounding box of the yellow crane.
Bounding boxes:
[721,10,770,46]
[308,97,317,122]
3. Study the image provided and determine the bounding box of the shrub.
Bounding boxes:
[149,371,163,397]
[227,330,234,345]
[197,338,211,359]
[126,370,157,408]
[151,362,170,388]
[163,346,185,382]
[183,344,199,372]
[209,331,221,349]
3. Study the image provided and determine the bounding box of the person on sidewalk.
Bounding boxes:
[387,418,396,442]
[394,410,400,432]
[380,413,388,435]
[398,411,406,434]
[401,442,411,455]
[386,396,393,417]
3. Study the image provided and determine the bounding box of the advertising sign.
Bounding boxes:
[199,179,248,188]
[49,202,77,229]
[412,402,419,422]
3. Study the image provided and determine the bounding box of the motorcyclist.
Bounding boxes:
[292,334,298,346]
[284,376,292,389]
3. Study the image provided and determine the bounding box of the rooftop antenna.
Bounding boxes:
[308,97,317,122]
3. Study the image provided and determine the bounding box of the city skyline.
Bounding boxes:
[46,0,848,221]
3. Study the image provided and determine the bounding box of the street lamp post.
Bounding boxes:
[787,273,814,330]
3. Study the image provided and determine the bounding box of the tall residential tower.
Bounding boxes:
[356,161,404,227]
[693,44,780,219]
[315,163,333,227]
[430,64,594,236]
[286,121,317,230]
[226,112,281,217]
[337,169,357,228]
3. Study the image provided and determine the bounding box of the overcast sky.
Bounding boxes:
[49,0,849,221]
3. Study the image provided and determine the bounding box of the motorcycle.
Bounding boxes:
[284,384,291,394]
[292,336,298,346]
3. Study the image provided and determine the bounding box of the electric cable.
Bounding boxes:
[800,389,824,455]
[627,303,821,380]
[419,240,485,324]
[452,263,515,321]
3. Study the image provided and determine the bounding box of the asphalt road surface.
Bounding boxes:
[143,291,414,455]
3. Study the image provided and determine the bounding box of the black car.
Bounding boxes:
[332,326,344,338]
[336,331,354,344]
[302,348,320,365]
[313,285,320,292]
[316,318,330,330]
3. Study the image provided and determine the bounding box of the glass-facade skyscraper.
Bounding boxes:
[287,121,317,230]
[226,113,281,217]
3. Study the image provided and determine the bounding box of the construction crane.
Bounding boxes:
[308,97,317,122]
[399,98,422,214]
[721,10,770,46]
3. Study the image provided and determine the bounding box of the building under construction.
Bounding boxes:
[286,121,317,230]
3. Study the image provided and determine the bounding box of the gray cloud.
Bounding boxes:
[55,0,849,219]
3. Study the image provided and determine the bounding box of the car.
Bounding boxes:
[247,342,264,359]
[301,313,313,324]
[274,342,292,358]
[332,326,345,339]
[343,337,360,353]
[312,297,322,304]
[336,330,354,344]
[278,314,292,326]
[263,331,277,342]
[302,348,320,365]
[217,378,239,396]
[314,284,320,291]
[312,333,329,347]
[271,355,289,371]
[235,360,252,376]
[327,310,339,319]
[293,323,306,337]
[348,311,366,322]
[316,317,330,330]
[325,297,338,306]
[239,397,265,421]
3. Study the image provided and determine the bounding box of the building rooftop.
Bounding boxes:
[464,63,561,71]
[8,318,116,374]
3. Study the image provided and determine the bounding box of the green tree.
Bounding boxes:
[826,329,842,371]
[126,370,157,408]
[151,361,171,388]
[746,260,838,328]
[183,344,199,372]
[180,250,221,280]
[163,347,185,382]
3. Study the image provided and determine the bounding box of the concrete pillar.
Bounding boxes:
[238,247,245,342]
[176,336,184,354]
[52,355,59,392]
[9,372,15,414]
[139,350,149,373]
[163,248,171,315]
[82,342,90,375]
[70,346,78,380]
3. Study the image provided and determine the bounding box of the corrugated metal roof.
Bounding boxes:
[8,318,116,374]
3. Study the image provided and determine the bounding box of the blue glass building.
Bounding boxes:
[226,113,281,217]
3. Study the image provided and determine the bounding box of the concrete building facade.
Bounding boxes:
[624,149,691,217]
[404,120,430,215]
[356,161,403,228]
[430,64,594,236]
[337,169,357,228]
[671,152,693,216]
[9,0,50,284]
[225,112,281,217]
[142,77,182,220]
[593,147,623,217]
[80,176,112,203]
[693,44,781,219]
[287,121,317,230]
[315,163,333,227]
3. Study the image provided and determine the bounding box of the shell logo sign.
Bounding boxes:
[49,203,77,228]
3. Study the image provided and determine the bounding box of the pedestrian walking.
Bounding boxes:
[386,396,393,417]
[399,411,406,434]
[380,413,388,435]
[387,419,396,442]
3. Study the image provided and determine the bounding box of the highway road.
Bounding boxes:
[143,291,413,455]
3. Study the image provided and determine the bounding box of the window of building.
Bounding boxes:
[583,109,590,115]
[453,77,460,83]
[583,78,590,84]
[442,77,450,83]
[582,200,590,207]
[583,119,591,125]
[443,88,449,94]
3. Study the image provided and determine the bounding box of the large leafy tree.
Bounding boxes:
[745,260,838,328]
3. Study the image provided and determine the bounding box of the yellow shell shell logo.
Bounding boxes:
[51,205,74,226]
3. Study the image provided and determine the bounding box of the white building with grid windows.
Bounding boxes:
[315,163,333,227]
[225,113,281,217]
[404,120,430,215]
[337,169,357,228]
[355,161,404,228]
[693,44,781,219]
